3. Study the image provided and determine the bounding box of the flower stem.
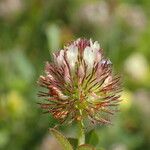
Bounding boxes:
[78,119,85,146]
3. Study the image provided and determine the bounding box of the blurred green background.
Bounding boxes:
[0,0,150,150]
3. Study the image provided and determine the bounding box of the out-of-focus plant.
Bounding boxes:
[0,0,150,149]
[37,38,121,149]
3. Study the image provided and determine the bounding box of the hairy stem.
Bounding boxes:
[78,118,85,145]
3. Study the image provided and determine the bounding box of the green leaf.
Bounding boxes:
[77,144,95,150]
[86,129,99,146]
[68,138,78,149]
[49,128,73,150]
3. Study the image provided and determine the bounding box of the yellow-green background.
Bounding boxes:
[0,0,150,150]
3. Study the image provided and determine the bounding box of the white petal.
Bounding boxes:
[90,39,100,51]
[75,38,81,44]
[54,50,65,66]
[83,46,95,69]
[90,40,102,63]
[66,45,78,69]
[101,59,112,65]
[94,41,100,49]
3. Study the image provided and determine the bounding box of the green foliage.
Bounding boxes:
[77,144,95,150]
[86,130,99,147]
[49,128,73,150]
[68,138,78,149]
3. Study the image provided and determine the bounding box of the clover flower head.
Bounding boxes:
[38,38,121,125]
